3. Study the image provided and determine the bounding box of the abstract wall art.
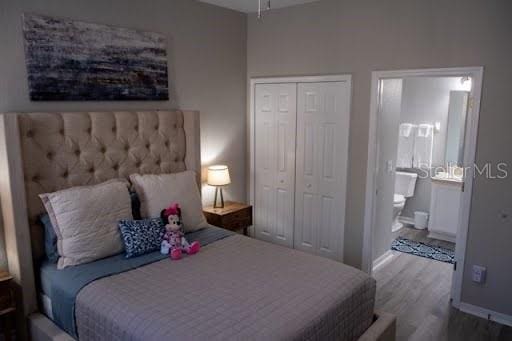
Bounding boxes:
[22,14,169,101]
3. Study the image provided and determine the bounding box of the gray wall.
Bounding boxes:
[399,77,469,219]
[0,0,247,268]
[248,0,512,315]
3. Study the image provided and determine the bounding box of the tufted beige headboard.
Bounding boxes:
[16,110,200,262]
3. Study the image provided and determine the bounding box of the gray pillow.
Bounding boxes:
[39,191,142,263]
[39,179,132,269]
[39,213,58,263]
[130,171,208,232]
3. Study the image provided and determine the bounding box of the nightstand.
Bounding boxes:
[0,271,15,341]
[203,201,252,235]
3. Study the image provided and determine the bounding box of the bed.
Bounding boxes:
[1,110,395,340]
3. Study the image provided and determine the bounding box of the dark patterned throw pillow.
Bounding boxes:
[118,218,165,258]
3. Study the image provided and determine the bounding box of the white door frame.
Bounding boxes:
[362,67,484,308]
[248,74,352,238]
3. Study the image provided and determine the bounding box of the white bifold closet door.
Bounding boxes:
[253,80,350,261]
[294,82,350,261]
[254,83,297,247]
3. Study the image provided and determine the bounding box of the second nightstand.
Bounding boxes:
[0,271,15,341]
[203,201,252,235]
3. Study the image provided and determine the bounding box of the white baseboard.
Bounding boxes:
[427,230,456,243]
[459,302,512,327]
[398,216,415,226]
[372,250,396,272]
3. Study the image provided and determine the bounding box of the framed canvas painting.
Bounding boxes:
[22,14,169,101]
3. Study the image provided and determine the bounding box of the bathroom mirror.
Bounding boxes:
[445,91,469,167]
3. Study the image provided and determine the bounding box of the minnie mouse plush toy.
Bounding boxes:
[160,203,200,260]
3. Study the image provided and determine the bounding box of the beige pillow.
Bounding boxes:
[130,171,207,231]
[40,179,132,269]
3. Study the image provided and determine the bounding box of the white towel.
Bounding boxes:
[413,124,434,168]
[396,123,416,168]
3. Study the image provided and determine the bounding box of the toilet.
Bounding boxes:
[392,171,418,232]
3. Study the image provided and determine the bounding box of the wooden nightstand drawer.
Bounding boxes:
[0,273,13,312]
[0,292,12,311]
[0,271,15,341]
[222,215,252,231]
[203,202,252,235]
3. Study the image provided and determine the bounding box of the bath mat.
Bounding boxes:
[391,237,455,264]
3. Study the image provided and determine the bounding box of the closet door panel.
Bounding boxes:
[254,86,275,241]
[295,82,350,261]
[297,192,316,251]
[319,195,335,253]
[257,184,274,238]
[275,188,292,242]
[318,83,350,259]
[295,88,320,254]
[254,83,296,247]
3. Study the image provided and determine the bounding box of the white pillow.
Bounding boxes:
[129,171,208,231]
[40,179,132,269]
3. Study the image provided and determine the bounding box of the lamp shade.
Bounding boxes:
[207,165,231,186]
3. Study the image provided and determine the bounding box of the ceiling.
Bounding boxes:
[199,0,320,13]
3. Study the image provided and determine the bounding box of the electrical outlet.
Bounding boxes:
[472,265,487,284]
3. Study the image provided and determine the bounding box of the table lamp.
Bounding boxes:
[207,165,231,208]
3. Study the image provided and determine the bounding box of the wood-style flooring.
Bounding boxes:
[374,226,512,340]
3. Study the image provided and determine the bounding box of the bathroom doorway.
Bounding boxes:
[362,67,484,309]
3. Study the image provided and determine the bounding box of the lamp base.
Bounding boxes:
[213,187,225,208]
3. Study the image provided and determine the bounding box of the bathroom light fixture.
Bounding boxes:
[460,76,472,91]
[257,0,271,20]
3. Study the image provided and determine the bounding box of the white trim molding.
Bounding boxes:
[372,250,396,272]
[398,216,415,226]
[459,302,512,327]
[250,74,352,85]
[427,231,456,243]
[362,67,484,311]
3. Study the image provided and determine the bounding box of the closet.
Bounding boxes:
[252,78,351,261]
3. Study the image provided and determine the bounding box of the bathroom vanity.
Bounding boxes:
[428,175,463,242]
[427,90,469,243]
